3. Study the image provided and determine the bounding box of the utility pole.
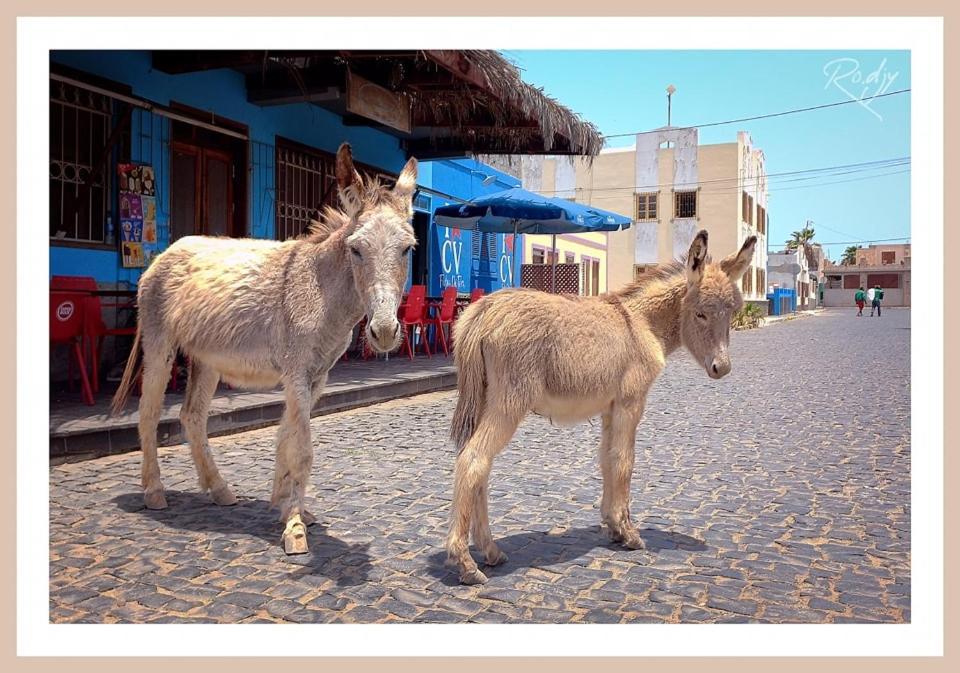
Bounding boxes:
[666,84,676,127]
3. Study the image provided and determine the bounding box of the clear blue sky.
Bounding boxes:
[508,50,911,261]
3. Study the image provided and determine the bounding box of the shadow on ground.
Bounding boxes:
[113,490,372,587]
[425,525,707,584]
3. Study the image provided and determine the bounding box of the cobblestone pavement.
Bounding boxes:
[50,308,910,624]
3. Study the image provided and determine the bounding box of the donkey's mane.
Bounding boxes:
[304,173,408,244]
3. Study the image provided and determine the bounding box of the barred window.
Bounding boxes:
[674,190,697,219]
[635,192,658,221]
[275,140,336,241]
[50,80,117,243]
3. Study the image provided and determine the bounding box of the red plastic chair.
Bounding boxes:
[51,291,94,406]
[51,275,138,393]
[469,288,486,303]
[400,285,431,359]
[429,286,459,356]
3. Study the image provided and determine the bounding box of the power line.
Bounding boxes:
[602,89,911,140]
[533,156,910,196]
[813,236,910,245]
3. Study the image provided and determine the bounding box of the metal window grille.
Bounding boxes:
[275,143,334,241]
[50,80,113,243]
[674,190,697,219]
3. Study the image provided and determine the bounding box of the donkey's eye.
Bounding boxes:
[350,247,363,260]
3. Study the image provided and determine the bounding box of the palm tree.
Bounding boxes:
[841,245,858,266]
[785,223,816,251]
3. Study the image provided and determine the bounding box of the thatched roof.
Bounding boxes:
[152,50,602,158]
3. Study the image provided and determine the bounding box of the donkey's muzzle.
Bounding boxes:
[708,356,731,379]
[368,317,401,353]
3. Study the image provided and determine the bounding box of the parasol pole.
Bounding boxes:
[551,233,558,293]
[511,221,519,287]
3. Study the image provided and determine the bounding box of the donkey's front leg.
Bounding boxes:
[273,375,315,555]
[603,400,645,550]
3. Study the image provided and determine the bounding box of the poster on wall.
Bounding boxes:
[141,196,157,244]
[118,162,155,268]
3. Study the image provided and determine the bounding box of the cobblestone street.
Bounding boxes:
[49,308,911,624]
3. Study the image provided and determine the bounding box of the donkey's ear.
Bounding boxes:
[720,235,758,280]
[685,230,709,288]
[393,156,418,199]
[336,142,361,192]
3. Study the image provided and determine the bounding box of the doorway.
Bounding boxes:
[169,113,246,241]
[410,211,431,287]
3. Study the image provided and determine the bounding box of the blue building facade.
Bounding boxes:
[50,50,409,286]
[49,51,525,303]
[416,158,522,296]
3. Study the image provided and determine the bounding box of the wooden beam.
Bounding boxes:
[423,50,495,95]
[404,133,579,158]
[152,50,265,74]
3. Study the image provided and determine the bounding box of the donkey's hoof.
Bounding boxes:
[282,516,309,555]
[484,549,509,567]
[210,484,238,507]
[143,490,168,510]
[460,568,489,585]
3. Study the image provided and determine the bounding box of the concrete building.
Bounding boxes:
[768,247,816,310]
[520,129,768,307]
[518,155,610,295]
[822,258,911,307]
[854,243,911,267]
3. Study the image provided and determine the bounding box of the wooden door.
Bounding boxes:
[170,141,236,241]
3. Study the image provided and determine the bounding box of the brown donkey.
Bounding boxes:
[446,230,757,583]
[112,143,418,555]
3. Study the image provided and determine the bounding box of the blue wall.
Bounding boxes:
[419,158,521,296]
[50,50,407,285]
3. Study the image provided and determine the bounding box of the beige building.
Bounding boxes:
[822,243,911,308]
[855,243,911,267]
[521,129,769,305]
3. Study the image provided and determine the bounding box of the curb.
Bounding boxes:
[50,370,457,460]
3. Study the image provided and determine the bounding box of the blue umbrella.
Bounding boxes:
[433,187,632,289]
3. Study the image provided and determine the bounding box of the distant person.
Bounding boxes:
[855,286,866,316]
[870,284,885,317]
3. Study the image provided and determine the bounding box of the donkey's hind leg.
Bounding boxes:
[603,401,645,550]
[139,341,176,510]
[470,472,507,567]
[180,359,236,506]
[446,411,521,584]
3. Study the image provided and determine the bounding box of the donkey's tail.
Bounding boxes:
[110,325,142,416]
[450,302,488,452]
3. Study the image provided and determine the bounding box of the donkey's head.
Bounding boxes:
[680,230,758,379]
[335,143,418,353]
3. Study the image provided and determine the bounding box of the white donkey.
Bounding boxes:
[112,142,417,554]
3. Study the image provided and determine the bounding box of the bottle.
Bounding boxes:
[106,216,115,246]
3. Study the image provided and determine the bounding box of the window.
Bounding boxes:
[674,190,697,219]
[531,247,545,265]
[633,264,655,281]
[581,257,600,296]
[742,192,754,226]
[827,274,843,289]
[472,232,496,260]
[881,251,896,265]
[843,275,860,290]
[867,273,900,289]
[636,192,658,221]
[50,80,123,243]
[742,265,753,295]
[275,139,396,241]
[275,140,336,241]
[756,268,765,295]
[565,252,576,264]
[756,204,766,235]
